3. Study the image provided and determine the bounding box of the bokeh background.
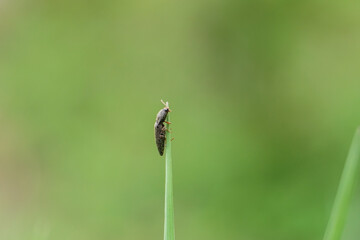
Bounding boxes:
[1,0,360,239]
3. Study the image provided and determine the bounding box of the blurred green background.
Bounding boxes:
[1,0,360,239]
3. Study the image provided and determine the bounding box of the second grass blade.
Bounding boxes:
[323,127,360,240]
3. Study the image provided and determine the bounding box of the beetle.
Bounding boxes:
[154,100,171,156]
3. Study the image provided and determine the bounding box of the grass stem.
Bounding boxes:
[164,109,175,240]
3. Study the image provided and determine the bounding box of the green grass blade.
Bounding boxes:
[164,112,175,240]
[323,127,360,240]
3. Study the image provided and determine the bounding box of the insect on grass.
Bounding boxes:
[154,100,171,156]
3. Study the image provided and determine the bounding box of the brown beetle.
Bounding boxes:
[154,100,171,156]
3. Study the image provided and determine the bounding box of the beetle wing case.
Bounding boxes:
[154,107,169,156]
[154,122,166,155]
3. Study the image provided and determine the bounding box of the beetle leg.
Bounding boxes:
[162,125,172,133]
[164,127,172,133]
[164,121,172,124]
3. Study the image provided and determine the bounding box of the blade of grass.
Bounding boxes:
[323,127,360,240]
[164,108,175,240]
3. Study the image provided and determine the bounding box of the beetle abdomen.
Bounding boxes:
[154,107,169,156]
[155,123,166,155]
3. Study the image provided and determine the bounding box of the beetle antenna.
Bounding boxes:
[161,99,167,106]
[161,99,171,111]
